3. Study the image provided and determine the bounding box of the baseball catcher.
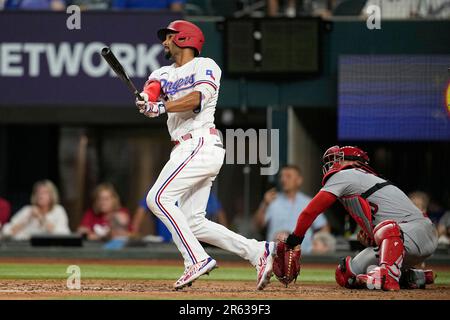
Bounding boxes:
[274,145,438,291]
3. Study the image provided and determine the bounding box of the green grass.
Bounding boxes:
[0,263,448,285]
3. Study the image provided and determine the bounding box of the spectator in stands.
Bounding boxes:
[302,0,346,18]
[111,0,185,12]
[68,0,111,10]
[131,191,228,242]
[418,0,450,19]
[0,197,11,230]
[361,0,420,18]
[267,0,296,17]
[2,180,70,240]
[78,183,130,241]
[4,0,66,10]
[311,231,336,254]
[437,209,450,245]
[253,165,330,253]
[408,190,430,215]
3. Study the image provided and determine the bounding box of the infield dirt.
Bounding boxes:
[0,258,449,300]
[0,279,449,300]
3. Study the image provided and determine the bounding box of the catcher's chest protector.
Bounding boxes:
[339,181,392,240]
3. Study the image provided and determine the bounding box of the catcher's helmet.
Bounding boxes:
[322,145,369,175]
[157,20,205,56]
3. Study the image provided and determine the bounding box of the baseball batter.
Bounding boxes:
[135,20,276,290]
[283,145,438,291]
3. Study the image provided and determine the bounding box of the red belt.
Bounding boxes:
[172,128,219,146]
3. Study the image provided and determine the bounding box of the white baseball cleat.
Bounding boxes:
[173,257,217,290]
[256,241,276,290]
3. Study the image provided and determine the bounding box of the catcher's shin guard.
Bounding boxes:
[374,220,404,281]
[335,256,361,288]
[358,220,404,291]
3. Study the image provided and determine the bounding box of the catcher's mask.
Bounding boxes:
[322,145,370,176]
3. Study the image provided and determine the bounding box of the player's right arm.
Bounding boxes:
[287,170,352,247]
[286,191,337,247]
[135,69,164,114]
[140,69,164,102]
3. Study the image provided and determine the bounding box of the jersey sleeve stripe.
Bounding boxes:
[193,80,217,91]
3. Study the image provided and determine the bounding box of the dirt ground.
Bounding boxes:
[0,258,449,300]
[0,279,449,300]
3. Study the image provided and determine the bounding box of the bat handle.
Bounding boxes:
[134,90,144,101]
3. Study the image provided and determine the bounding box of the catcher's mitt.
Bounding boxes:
[273,241,301,287]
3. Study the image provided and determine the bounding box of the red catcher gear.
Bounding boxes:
[357,220,404,291]
[322,145,373,185]
[357,265,400,291]
[157,20,205,56]
[340,194,375,240]
[374,220,404,270]
[335,256,363,289]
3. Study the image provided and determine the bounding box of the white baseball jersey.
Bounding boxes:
[148,57,221,140]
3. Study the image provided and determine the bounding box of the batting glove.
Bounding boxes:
[136,92,149,112]
[136,92,166,118]
[142,101,166,118]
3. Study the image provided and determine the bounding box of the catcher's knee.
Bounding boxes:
[335,256,358,288]
[373,220,403,246]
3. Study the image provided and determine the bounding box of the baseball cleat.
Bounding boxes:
[173,257,217,290]
[256,241,276,290]
[357,265,400,291]
[400,268,436,289]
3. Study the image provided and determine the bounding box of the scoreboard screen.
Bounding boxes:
[338,55,450,141]
[225,18,321,76]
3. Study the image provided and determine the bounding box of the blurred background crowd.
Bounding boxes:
[1,171,449,254]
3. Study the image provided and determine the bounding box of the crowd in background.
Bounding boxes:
[1,162,449,254]
[0,0,449,19]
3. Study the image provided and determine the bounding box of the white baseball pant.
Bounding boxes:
[146,131,264,268]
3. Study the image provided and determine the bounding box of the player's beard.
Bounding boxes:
[164,48,172,60]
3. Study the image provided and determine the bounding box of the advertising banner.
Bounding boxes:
[0,11,181,106]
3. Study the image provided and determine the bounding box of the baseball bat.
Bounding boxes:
[101,47,144,101]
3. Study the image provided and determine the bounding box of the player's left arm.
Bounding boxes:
[165,60,221,113]
[164,91,202,112]
[139,86,201,116]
